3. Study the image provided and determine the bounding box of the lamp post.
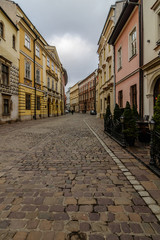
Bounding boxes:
[120,115,125,147]
[148,119,155,165]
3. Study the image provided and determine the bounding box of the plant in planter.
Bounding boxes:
[113,103,123,133]
[123,101,137,146]
[153,94,160,133]
[104,105,112,132]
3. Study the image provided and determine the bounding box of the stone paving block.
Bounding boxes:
[26,231,42,240]
[13,231,28,240]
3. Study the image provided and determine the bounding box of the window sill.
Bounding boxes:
[24,77,32,82]
[129,53,137,62]
[24,45,31,52]
[118,66,122,72]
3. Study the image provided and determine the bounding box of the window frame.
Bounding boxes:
[37,96,40,110]
[26,93,31,110]
[118,90,123,108]
[2,95,11,116]
[36,44,40,58]
[47,57,50,67]
[12,35,16,50]
[25,61,31,80]
[117,46,122,70]
[129,27,137,59]
[130,84,137,108]
[25,33,31,49]
[0,21,4,38]
[36,68,40,84]
[47,77,50,89]
[2,64,9,86]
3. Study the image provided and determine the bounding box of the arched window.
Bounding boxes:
[154,78,160,105]
[0,22,4,38]
[12,35,16,49]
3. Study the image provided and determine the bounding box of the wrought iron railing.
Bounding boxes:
[150,131,160,167]
[104,116,126,147]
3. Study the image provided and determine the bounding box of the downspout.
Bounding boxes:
[139,0,143,118]
[113,45,116,108]
[33,35,38,120]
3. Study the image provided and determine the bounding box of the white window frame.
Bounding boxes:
[36,45,40,58]
[47,77,50,89]
[52,62,54,71]
[25,33,31,49]
[129,27,137,59]
[25,61,31,79]
[117,46,122,70]
[36,68,40,84]
[47,57,50,67]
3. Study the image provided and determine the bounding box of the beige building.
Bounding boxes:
[97,1,125,118]
[143,0,160,119]
[70,82,79,112]
[0,6,19,123]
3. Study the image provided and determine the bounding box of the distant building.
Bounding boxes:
[79,71,97,113]
[66,87,70,111]
[70,83,79,112]
[97,1,125,118]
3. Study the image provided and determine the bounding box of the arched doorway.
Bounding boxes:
[154,78,160,106]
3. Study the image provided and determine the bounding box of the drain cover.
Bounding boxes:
[66,232,87,240]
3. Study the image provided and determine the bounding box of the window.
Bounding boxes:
[109,65,111,79]
[56,82,58,92]
[12,35,16,49]
[26,94,31,110]
[25,33,30,49]
[3,97,10,115]
[52,62,54,71]
[36,45,40,58]
[52,79,54,90]
[129,28,137,58]
[118,90,123,108]
[0,22,3,38]
[25,61,31,79]
[118,47,122,70]
[47,77,50,89]
[55,66,57,74]
[47,57,50,67]
[130,84,137,108]
[36,68,40,84]
[2,64,9,86]
[37,96,40,110]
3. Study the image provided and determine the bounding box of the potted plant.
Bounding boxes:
[113,103,123,133]
[153,94,160,133]
[104,105,111,133]
[123,101,137,146]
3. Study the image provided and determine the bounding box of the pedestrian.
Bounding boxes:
[72,110,74,115]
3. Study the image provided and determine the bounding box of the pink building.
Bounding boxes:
[109,0,143,114]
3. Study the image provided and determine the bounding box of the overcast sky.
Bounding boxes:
[15,0,116,90]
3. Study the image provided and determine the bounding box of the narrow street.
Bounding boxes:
[0,114,160,240]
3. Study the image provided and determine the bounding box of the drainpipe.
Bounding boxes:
[33,35,38,120]
[113,45,116,109]
[139,0,143,118]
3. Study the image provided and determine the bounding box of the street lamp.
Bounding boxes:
[120,115,125,147]
[148,118,155,165]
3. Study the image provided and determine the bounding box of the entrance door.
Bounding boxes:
[154,78,160,105]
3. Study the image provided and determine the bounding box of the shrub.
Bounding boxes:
[153,94,160,133]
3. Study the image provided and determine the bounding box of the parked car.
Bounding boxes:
[90,110,96,115]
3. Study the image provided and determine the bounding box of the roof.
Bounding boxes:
[108,0,139,45]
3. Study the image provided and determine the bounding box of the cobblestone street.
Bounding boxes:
[0,114,160,240]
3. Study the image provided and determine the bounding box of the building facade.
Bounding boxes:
[0,0,67,122]
[79,71,96,113]
[66,87,70,111]
[143,0,160,119]
[109,0,141,113]
[0,6,19,123]
[97,1,125,118]
[70,83,79,112]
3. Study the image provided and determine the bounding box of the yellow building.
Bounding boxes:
[0,0,65,121]
[70,82,79,112]
[97,1,125,118]
[0,6,19,123]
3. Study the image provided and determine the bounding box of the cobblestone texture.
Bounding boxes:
[0,114,160,239]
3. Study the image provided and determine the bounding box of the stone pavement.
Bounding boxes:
[0,114,160,240]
